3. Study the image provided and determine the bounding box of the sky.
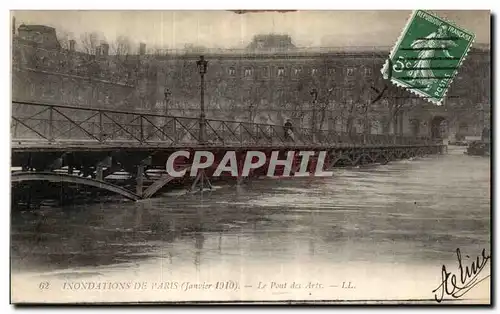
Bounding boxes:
[12,10,490,50]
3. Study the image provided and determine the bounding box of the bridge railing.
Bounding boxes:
[11,101,434,147]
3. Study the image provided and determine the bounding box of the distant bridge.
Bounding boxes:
[11,100,444,202]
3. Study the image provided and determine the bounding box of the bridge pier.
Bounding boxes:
[136,164,145,196]
[191,169,213,193]
[236,153,246,185]
[48,154,64,171]
[96,165,104,181]
[96,156,112,181]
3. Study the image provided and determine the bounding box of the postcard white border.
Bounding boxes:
[1,1,496,313]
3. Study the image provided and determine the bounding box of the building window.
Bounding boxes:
[459,122,469,133]
[328,67,336,76]
[277,67,285,77]
[347,68,354,76]
[228,67,236,76]
[246,87,254,99]
[58,60,66,70]
[244,67,253,77]
[261,66,269,78]
[311,68,318,76]
[276,89,285,105]
[364,67,372,76]
[30,82,36,96]
[293,67,302,77]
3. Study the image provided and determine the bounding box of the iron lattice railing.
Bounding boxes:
[11,101,434,147]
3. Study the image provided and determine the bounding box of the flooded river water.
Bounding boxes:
[10,146,491,303]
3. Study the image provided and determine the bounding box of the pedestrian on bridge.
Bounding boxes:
[284,119,295,142]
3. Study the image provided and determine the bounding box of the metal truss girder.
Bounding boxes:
[12,172,141,201]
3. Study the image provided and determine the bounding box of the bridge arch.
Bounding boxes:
[11,172,141,201]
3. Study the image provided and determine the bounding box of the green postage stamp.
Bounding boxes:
[382,10,476,105]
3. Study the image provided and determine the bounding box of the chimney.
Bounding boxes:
[101,43,109,56]
[69,39,76,52]
[139,43,146,55]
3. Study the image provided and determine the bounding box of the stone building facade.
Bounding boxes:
[149,35,490,137]
[12,24,145,110]
[11,28,490,138]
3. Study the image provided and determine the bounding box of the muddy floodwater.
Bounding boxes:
[11,146,491,303]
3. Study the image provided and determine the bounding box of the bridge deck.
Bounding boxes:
[11,100,445,202]
[11,100,438,152]
[11,141,440,152]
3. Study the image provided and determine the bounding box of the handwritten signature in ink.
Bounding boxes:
[432,248,491,303]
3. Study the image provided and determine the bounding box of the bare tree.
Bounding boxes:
[337,84,365,135]
[317,88,335,131]
[246,78,272,123]
[79,31,106,56]
[290,74,312,128]
[111,35,132,57]
[113,35,141,85]
[57,30,73,50]
[369,89,420,136]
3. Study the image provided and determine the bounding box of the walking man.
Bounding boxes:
[284,119,294,142]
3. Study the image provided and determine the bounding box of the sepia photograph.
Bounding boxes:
[9,9,491,304]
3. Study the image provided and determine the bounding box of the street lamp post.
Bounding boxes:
[192,55,212,193]
[196,55,208,145]
[310,88,318,143]
[248,103,255,122]
[163,89,171,140]
[363,102,369,145]
[164,88,171,116]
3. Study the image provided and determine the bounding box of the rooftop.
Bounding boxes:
[145,44,490,57]
[18,24,56,32]
[14,24,490,57]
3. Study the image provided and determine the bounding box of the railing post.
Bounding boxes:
[254,123,258,143]
[13,119,18,139]
[99,111,103,142]
[139,115,144,143]
[220,121,224,145]
[196,56,208,145]
[164,116,170,142]
[312,105,317,143]
[48,106,54,142]
[136,164,144,195]
[239,123,243,145]
[173,117,177,144]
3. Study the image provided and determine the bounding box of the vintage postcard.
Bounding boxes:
[10,10,491,304]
